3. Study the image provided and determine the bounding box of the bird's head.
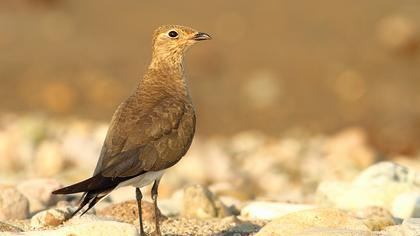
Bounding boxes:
[151,25,211,65]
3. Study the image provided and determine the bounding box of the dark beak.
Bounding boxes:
[192,32,212,41]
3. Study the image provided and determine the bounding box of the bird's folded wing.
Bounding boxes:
[95,97,187,177]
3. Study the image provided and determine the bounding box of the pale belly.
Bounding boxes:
[117,170,165,188]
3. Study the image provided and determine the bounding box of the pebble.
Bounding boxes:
[33,141,65,177]
[254,208,369,236]
[294,228,371,236]
[30,206,74,228]
[316,162,420,211]
[182,184,231,219]
[97,200,164,224]
[353,162,420,187]
[0,185,30,220]
[6,218,139,236]
[0,222,23,232]
[402,218,420,236]
[240,201,316,220]
[351,206,395,231]
[391,192,420,219]
[16,178,63,213]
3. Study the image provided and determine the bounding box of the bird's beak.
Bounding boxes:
[192,32,212,41]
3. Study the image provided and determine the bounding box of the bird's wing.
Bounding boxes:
[97,96,192,176]
[53,96,195,194]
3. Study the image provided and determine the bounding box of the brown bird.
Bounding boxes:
[52,25,211,236]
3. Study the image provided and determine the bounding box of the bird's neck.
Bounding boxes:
[136,57,189,99]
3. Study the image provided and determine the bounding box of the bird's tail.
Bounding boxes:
[70,190,112,218]
[52,176,114,219]
[52,175,101,195]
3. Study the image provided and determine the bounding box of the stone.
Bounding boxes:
[402,218,420,236]
[353,162,420,187]
[9,218,139,236]
[16,178,63,212]
[392,192,420,219]
[295,228,371,236]
[97,200,165,224]
[351,206,395,231]
[0,222,23,232]
[158,198,182,217]
[33,141,65,177]
[182,184,231,219]
[254,208,369,236]
[240,201,316,220]
[0,185,30,220]
[325,128,376,170]
[31,206,74,228]
[316,162,420,211]
[376,15,419,55]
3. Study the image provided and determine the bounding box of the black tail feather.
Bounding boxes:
[69,189,112,219]
[69,193,94,218]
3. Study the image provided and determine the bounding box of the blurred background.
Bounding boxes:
[1,0,420,154]
[1,0,420,202]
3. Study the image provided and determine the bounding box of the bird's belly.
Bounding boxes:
[117,170,165,188]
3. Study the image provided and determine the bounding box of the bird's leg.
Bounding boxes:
[151,178,162,236]
[135,188,146,236]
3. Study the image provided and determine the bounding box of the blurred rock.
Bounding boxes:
[254,208,369,236]
[317,162,420,211]
[17,178,63,212]
[97,200,164,224]
[0,222,23,232]
[229,131,267,155]
[377,15,419,56]
[325,128,376,171]
[19,217,139,236]
[240,202,316,220]
[34,141,65,177]
[392,192,420,219]
[61,121,106,170]
[294,228,371,236]
[353,162,420,187]
[182,184,231,219]
[157,198,181,217]
[0,185,30,220]
[402,218,420,236]
[108,186,134,203]
[31,206,74,228]
[351,206,395,231]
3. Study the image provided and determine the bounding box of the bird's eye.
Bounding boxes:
[168,31,178,38]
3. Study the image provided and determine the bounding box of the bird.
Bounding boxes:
[52,25,211,236]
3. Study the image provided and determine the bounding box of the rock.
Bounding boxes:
[182,184,231,219]
[323,128,376,179]
[294,228,371,236]
[254,208,369,236]
[240,202,316,220]
[31,206,74,228]
[0,222,23,232]
[158,198,181,217]
[11,218,139,236]
[379,225,405,236]
[317,162,420,211]
[0,185,30,220]
[351,206,395,231]
[392,192,420,219]
[402,218,420,236]
[376,15,419,55]
[353,162,420,187]
[97,200,165,224]
[16,178,63,212]
[33,141,65,177]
